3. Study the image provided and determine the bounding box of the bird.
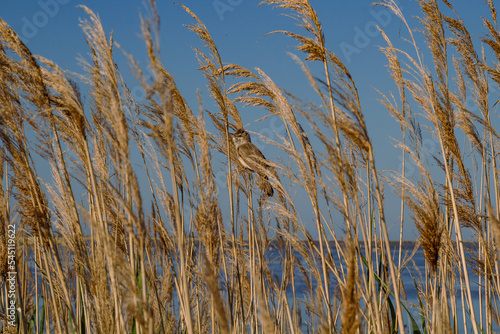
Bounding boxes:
[230,129,274,197]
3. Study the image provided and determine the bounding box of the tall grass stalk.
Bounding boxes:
[1,0,499,333]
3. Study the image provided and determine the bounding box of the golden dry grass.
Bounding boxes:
[0,0,499,333]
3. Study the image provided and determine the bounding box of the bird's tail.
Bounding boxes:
[262,176,274,197]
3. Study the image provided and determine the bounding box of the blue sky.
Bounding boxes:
[1,0,495,240]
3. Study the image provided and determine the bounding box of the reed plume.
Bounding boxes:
[0,0,499,332]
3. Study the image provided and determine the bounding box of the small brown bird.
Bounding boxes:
[231,129,274,197]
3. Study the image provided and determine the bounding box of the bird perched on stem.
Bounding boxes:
[230,129,274,197]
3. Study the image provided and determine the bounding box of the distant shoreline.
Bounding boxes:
[17,236,480,249]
